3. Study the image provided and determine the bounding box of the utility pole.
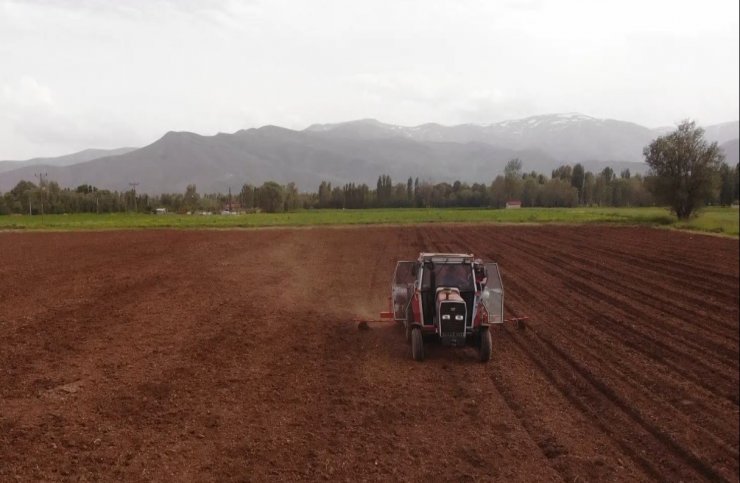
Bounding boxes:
[128,182,139,213]
[228,186,233,213]
[34,172,47,223]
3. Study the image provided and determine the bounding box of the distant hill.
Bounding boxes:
[308,113,657,164]
[720,139,739,165]
[0,128,560,193]
[0,147,137,174]
[1,114,736,193]
[704,121,740,146]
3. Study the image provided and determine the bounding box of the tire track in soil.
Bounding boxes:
[1,231,294,480]
[486,233,737,466]
[301,230,378,480]
[1,226,737,482]
[485,324,653,482]
[456,229,699,480]
[525,226,738,315]
[272,227,559,481]
[510,317,728,482]
[578,241,739,304]
[507,232,739,366]
[492,230,739,408]
[417,226,634,481]
[424,226,696,480]
[360,226,564,481]
[94,231,300,481]
[515,229,739,337]
[506,227,738,331]
[452,226,737,481]
[408,227,542,478]
[503,270,740,456]
[556,226,739,285]
[502,231,732,480]
[492,323,666,481]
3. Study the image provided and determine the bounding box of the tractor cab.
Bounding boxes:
[391,253,505,361]
[418,254,475,345]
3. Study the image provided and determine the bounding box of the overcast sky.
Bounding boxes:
[1,0,738,159]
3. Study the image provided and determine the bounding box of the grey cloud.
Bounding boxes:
[0,0,737,159]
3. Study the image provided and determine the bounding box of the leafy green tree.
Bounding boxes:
[183,184,199,212]
[76,184,96,194]
[330,186,344,208]
[256,181,285,212]
[521,177,540,207]
[643,120,724,219]
[416,180,433,208]
[239,184,255,209]
[430,182,451,207]
[571,164,585,203]
[541,178,578,207]
[612,178,632,206]
[582,172,595,206]
[503,158,523,201]
[600,166,615,182]
[471,183,488,207]
[343,183,370,208]
[504,158,522,178]
[318,181,332,208]
[488,176,506,208]
[552,164,573,182]
[593,167,615,206]
[628,174,654,206]
[284,182,299,211]
[718,163,735,206]
[376,174,392,207]
[10,180,37,214]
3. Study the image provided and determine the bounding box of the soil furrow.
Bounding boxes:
[1,225,737,482]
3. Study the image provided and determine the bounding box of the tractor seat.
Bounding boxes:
[436,287,463,302]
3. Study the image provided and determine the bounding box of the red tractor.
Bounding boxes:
[385,253,505,362]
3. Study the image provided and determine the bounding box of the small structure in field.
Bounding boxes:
[222,201,242,214]
[505,200,522,209]
[155,208,167,215]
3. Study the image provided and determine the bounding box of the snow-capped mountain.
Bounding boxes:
[307,114,738,163]
[1,114,736,193]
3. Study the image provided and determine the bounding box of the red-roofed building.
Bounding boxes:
[505,200,522,209]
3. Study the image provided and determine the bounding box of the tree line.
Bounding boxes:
[1,121,737,217]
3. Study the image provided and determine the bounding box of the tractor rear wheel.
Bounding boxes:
[411,328,424,361]
[479,328,492,362]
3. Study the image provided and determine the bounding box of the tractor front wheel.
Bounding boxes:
[479,328,492,362]
[411,328,424,361]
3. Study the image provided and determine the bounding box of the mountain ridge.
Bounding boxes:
[0,147,138,174]
[0,114,736,193]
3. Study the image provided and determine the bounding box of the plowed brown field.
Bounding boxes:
[1,225,738,482]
